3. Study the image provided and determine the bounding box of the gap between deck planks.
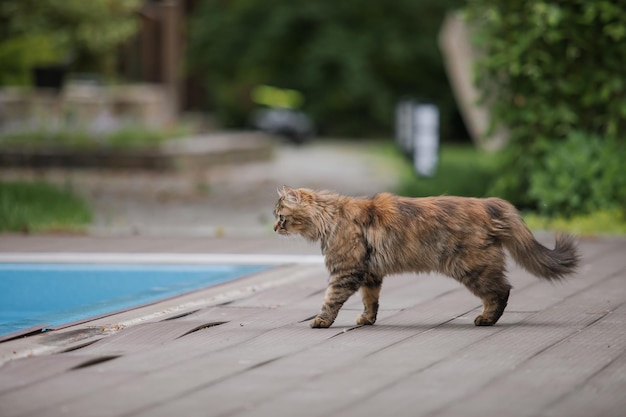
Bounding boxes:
[0,237,624,417]
[127,245,626,417]
[39,257,626,416]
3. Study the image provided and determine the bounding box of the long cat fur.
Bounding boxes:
[273,186,580,328]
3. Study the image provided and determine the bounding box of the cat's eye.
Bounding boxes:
[279,214,285,221]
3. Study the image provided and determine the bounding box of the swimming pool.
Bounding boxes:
[0,263,268,341]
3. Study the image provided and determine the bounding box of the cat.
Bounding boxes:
[273,186,580,328]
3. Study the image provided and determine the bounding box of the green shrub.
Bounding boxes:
[525,132,626,217]
[0,125,188,150]
[465,1,626,215]
[188,0,463,137]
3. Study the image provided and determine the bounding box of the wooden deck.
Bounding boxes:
[0,235,625,417]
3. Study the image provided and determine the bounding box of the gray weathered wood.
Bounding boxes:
[0,236,624,417]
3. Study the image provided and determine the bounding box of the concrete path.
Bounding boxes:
[1,140,400,237]
[85,140,398,237]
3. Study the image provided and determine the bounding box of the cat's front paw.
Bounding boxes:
[474,314,496,326]
[310,316,333,328]
[356,314,376,325]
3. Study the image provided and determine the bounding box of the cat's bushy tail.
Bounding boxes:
[495,211,580,281]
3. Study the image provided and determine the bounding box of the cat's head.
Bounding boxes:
[273,186,319,239]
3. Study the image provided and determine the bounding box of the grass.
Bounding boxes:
[379,143,500,198]
[0,181,92,233]
[524,210,626,237]
[0,122,189,234]
[0,124,191,150]
[376,141,626,236]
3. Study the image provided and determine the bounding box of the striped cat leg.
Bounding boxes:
[463,265,512,326]
[454,259,512,326]
[471,263,511,326]
[356,276,383,325]
[311,275,361,328]
[474,286,511,326]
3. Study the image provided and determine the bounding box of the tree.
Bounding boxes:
[466,0,626,215]
[0,0,141,85]
[188,0,464,137]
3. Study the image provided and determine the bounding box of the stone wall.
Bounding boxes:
[0,84,173,133]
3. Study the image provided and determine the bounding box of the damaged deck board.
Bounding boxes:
[0,236,624,417]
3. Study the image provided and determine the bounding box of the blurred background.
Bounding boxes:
[0,0,624,237]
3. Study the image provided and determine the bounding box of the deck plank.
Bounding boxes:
[32,324,355,417]
[0,308,307,417]
[431,303,626,417]
[0,355,105,395]
[540,350,626,417]
[129,285,492,417]
[326,272,626,417]
[0,236,624,417]
[181,246,624,417]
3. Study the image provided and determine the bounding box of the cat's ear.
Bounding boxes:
[277,185,290,197]
[280,185,301,205]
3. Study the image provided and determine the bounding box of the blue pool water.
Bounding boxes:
[0,263,267,339]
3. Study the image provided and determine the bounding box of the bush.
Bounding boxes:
[465,1,626,215]
[526,132,626,217]
[188,0,463,137]
[0,124,189,150]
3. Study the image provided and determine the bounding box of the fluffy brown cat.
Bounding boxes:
[273,186,580,328]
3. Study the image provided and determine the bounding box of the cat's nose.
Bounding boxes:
[273,222,279,232]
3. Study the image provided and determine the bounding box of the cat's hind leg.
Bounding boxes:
[456,262,511,326]
[474,287,510,326]
[356,277,382,325]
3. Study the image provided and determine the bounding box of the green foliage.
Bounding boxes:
[0,129,93,149]
[467,0,626,139]
[106,126,185,149]
[0,0,141,82]
[0,35,64,86]
[0,125,188,150]
[188,0,463,137]
[524,210,626,237]
[525,132,626,217]
[0,181,92,233]
[386,144,500,198]
[383,141,626,235]
[465,0,626,215]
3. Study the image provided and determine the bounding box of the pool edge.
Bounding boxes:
[0,262,325,366]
